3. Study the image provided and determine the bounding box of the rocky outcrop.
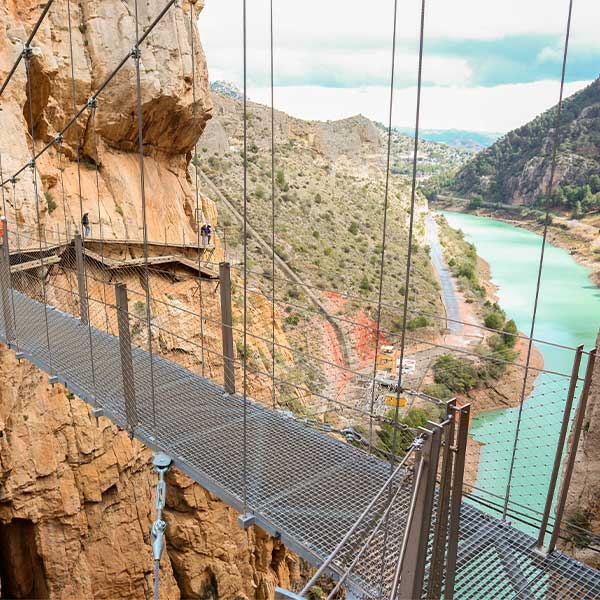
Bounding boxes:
[559,331,600,567]
[0,345,303,599]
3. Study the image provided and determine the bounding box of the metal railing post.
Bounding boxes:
[74,233,89,325]
[219,262,236,394]
[445,403,470,600]
[0,217,15,343]
[548,348,597,553]
[428,401,456,599]
[535,345,584,552]
[395,426,441,600]
[115,283,138,431]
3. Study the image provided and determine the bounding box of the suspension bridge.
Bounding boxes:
[0,0,599,599]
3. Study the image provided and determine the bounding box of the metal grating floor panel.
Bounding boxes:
[2,289,600,599]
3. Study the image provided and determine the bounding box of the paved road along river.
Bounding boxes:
[440,211,600,528]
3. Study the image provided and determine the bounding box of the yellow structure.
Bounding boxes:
[385,395,407,408]
[377,345,399,374]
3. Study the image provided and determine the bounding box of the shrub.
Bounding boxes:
[433,355,479,393]
[407,316,429,330]
[377,408,429,455]
[502,319,518,347]
[484,311,504,330]
[348,221,359,235]
[359,275,370,291]
[45,192,57,214]
[423,383,453,401]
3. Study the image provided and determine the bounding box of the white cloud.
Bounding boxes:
[247,80,591,133]
[199,0,598,131]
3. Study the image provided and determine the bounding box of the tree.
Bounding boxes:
[572,200,583,219]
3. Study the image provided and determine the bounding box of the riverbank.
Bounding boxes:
[434,197,600,288]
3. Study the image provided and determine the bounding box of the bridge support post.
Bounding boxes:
[394,426,442,600]
[444,404,470,600]
[115,283,138,432]
[427,404,456,599]
[74,233,89,325]
[0,217,16,344]
[548,348,597,554]
[535,345,583,553]
[219,262,235,394]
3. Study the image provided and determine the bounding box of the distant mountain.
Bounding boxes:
[209,80,243,100]
[397,128,501,152]
[448,77,600,207]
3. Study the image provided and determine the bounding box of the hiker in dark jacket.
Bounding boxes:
[200,223,207,246]
[206,223,212,245]
[82,212,91,238]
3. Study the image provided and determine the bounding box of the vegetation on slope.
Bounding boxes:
[447,77,600,215]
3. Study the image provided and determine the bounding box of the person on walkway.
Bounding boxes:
[206,223,212,246]
[200,223,207,246]
[82,212,91,238]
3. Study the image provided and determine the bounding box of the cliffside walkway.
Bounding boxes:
[0,274,599,599]
[5,227,217,278]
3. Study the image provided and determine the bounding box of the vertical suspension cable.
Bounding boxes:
[269,0,276,409]
[1,153,19,352]
[376,4,426,589]
[0,152,6,216]
[133,0,158,427]
[389,0,426,467]
[66,0,98,403]
[23,49,54,373]
[56,140,70,244]
[242,0,249,514]
[90,103,111,333]
[189,0,206,377]
[367,0,399,451]
[503,0,574,519]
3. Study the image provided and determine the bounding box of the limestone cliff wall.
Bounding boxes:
[0,0,213,243]
[0,1,304,598]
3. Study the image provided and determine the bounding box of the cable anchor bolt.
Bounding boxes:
[27,158,35,170]
[87,96,97,110]
[130,47,141,61]
[22,45,33,60]
[54,133,63,145]
[150,453,172,561]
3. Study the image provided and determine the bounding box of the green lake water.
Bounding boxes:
[440,211,600,526]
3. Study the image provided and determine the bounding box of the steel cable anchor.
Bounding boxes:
[151,453,172,599]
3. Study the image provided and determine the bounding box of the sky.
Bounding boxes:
[199,0,600,133]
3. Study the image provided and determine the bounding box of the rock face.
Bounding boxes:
[450,77,600,205]
[559,331,600,568]
[0,1,305,598]
[0,0,213,243]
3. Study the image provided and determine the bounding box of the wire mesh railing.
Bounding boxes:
[2,221,599,573]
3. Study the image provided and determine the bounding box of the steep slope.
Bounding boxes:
[449,77,600,208]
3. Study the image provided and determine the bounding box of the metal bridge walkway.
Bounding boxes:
[1,290,599,599]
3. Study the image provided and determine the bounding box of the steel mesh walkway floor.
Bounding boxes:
[2,290,600,599]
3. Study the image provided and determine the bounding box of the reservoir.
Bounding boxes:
[440,211,600,527]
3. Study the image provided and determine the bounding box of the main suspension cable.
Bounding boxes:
[503,0,574,519]
[0,0,56,100]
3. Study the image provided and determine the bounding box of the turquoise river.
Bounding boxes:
[440,211,600,527]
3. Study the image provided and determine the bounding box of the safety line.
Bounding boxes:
[503,0,574,519]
